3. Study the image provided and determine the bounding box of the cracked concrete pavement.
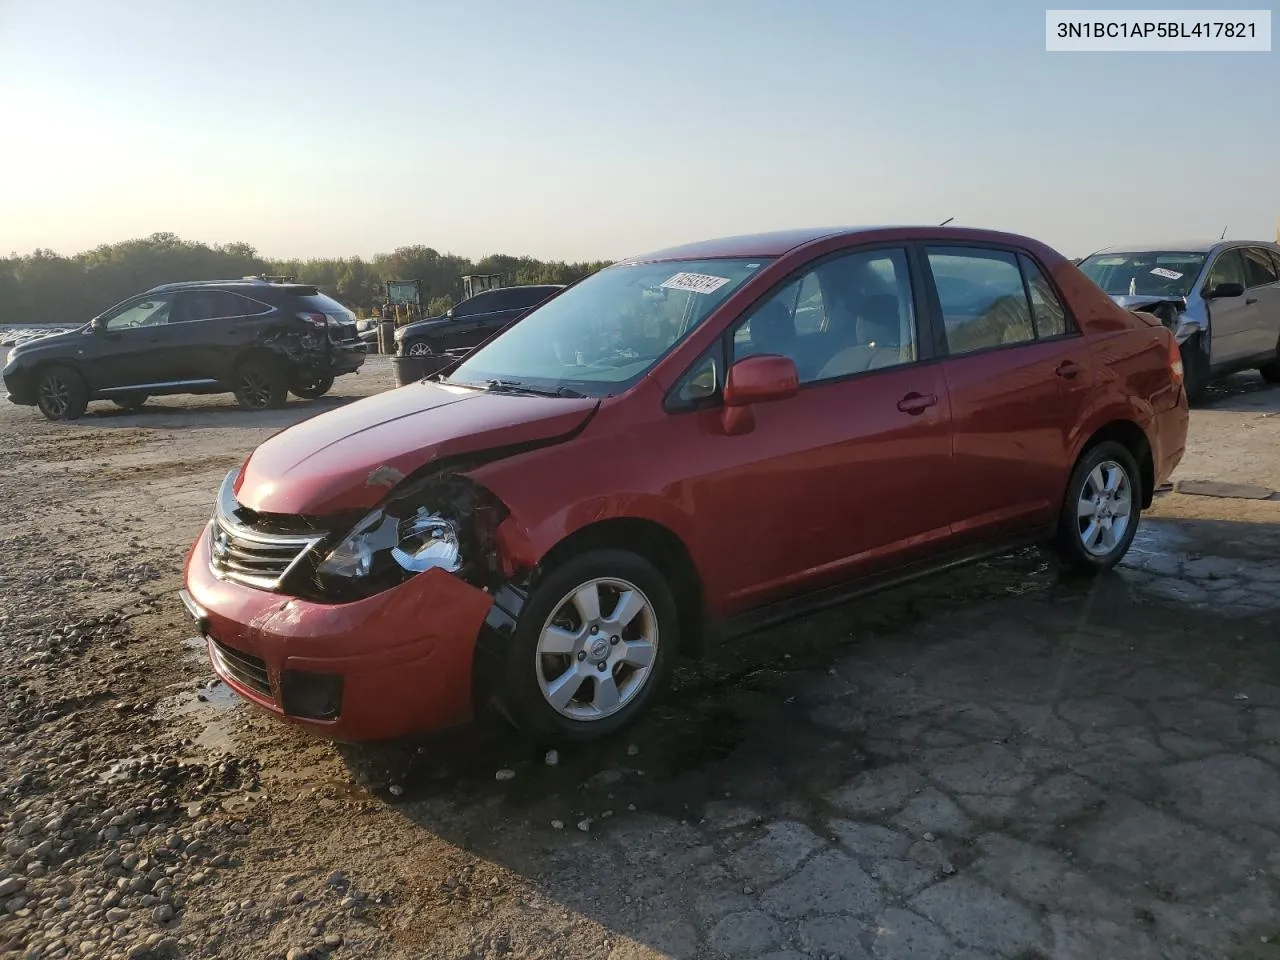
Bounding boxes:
[1,364,1278,959]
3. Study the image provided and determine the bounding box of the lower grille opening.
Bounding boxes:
[210,638,271,699]
[281,669,343,721]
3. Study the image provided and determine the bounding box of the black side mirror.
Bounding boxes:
[90,318,105,333]
[1204,281,1245,300]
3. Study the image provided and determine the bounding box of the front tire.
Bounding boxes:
[233,358,288,411]
[36,365,88,421]
[495,549,678,743]
[1260,336,1280,384]
[289,375,334,400]
[1052,441,1142,576]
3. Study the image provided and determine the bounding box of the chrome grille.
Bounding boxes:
[208,470,325,591]
[209,638,271,698]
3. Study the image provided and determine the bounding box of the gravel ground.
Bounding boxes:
[1,360,1279,960]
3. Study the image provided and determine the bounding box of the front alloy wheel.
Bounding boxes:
[406,341,433,357]
[535,577,659,721]
[495,548,678,742]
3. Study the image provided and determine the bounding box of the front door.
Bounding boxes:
[921,244,1093,542]
[669,245,955,615]
[87,294,179,392]
[1240,246,1280,360]
[1202,248,1252,366]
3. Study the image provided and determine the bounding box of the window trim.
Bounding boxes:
[662,241,935,412]
[1240,246,1280,289]
[916,240,1082,361]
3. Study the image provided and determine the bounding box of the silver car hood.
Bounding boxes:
[1108,294,1186,311]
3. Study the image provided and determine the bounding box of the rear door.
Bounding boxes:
[173,291,271,382]
[1202,248,1252,366]
[668,244,956,612]
[922,244,1093,543]
[1241,246,1280,360]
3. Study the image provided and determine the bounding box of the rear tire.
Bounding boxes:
[36,365,88,421]
[233,358,288,411]
[1051,441,1142,576]
[1180,334,1209,403]
[111,395,148,411]
[289,375,334,400]
[494,549,678,744]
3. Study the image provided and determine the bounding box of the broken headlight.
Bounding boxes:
[311,473,506,599]
[317,507,461,580]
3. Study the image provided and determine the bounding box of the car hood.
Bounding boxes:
[234,381,599,515]
[1108,294,1186,312]
[395,315,451,339]
[7,325,90,355]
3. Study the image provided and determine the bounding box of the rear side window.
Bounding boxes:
[297,293,353,320]
[926,247,1035,354]
[1018,255,1070,338]
[513,286,557,308]
[1242,247,1279,288]
[180,291,248,323]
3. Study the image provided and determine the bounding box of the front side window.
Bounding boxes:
[103,295,174,331]
[732,247,917,384]
[1206,249,1246,291]
[452,292,494,318]
[1242,247,1279,288]
[1077,251,1207,298]
[449,258,768,397]
[926,247,1035,354]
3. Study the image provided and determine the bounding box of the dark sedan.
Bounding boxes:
[394,284,563,359]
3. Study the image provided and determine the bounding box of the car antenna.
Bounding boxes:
[939,217,955,226]
[1219,225,1228,240]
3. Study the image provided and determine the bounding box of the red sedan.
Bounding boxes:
[180,226,1189,742]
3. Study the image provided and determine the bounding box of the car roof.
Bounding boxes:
[620,225,1057,263]
[143,278,318,294]
[1086,240,1280,257]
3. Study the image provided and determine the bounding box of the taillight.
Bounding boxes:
[1167,333,1184,385]
[296,311,328,329]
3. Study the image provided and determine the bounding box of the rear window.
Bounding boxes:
[297,293,354,321]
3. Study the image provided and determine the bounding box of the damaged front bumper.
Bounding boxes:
[180,521,495,741]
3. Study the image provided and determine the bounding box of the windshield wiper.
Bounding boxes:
[481,378,587,399]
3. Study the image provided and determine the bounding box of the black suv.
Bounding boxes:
[394,284,563,359]
[3,278,366,420]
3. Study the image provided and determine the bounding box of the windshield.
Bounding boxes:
[447,258,769,397]
[1078,251,1206,298]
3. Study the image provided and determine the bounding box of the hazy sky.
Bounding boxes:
[1,0,1277,261]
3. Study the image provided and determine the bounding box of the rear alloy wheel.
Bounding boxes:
[233,359,288,411]
[405,341,433,358]
[111,395,148,411]
[289,375,334,400]
[36,365,88,421]
[1052,441,1141,575]
[496,549,678,742]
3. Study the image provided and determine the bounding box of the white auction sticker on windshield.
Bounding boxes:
[1150,267,1183,280]
[660,272,731,295]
